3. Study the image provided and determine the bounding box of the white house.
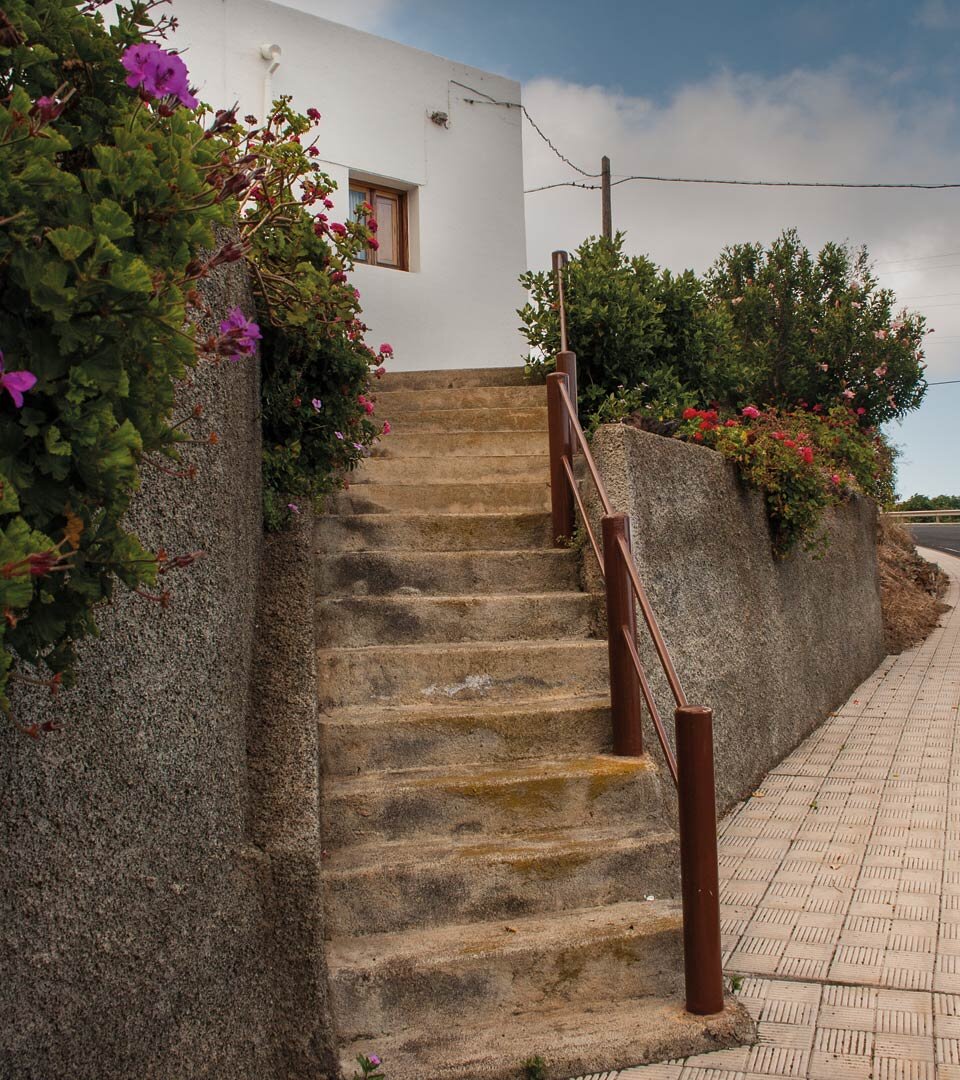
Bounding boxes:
[168,0,528,371]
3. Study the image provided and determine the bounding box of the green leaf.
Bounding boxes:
[47,225,95,262]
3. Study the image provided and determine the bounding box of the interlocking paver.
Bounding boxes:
[568,549,960,1080]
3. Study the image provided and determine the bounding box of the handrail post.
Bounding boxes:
[676,705,724,1015]
[601,513,643,756]
[555,349,577,424]
[547,372,575,544]
[552,249,570,354]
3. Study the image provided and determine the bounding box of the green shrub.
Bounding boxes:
[705,228,927,425]
[518,233,741,415]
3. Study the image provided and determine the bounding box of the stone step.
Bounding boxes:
[315,511,555,553]
[336,994,749,1080]
[316,637,609,709]
[316,592,600,647]
[354,454,550,484]
[329,481,550,515]
[379,366,530,390]
[371,431,548,458]
[386,405,547,433]
[319,696,613,775]
[320,753,666,847]
[375,384,545,413]
[327,899,684,1043]
[324,827,680,936]
[316,548,581,597]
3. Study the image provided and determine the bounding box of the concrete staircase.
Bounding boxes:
[315,368,740,1080]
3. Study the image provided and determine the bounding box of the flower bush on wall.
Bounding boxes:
[519,230,927,555]
[0,0,387,715]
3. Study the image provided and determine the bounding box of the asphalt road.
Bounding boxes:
[908,524,960,557]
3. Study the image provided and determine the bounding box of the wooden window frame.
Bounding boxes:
[349,181,409,271]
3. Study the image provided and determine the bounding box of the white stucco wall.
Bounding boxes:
[167,0,528,371]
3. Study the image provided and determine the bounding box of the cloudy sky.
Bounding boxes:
[284,0,959,497]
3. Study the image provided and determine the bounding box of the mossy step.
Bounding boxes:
[324,826,680,935]
[316,548,581,597]
[336,992,751,1080]
[369,430,548,458]
[316,637,609,708]
[386,405,547,433]
[355,454,550,484]
[375,384,545,412]
[315,511,555,552]
[316,592,600,647]
[379,366,530,390]
[320,753,669,846]
[319,695,612,774]
[327,898,684,1042]
[328,480,550,515]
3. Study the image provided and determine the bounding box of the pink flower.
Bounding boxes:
[367,217,379,234]
[379,343,393,357]
[323,198,335,209]
[330,222,347,237]
[856,406,866,416]
[873,365,887,378]
[0,351,37,408]
[287,502,300,514]
[217,308,261,361]
[382,421,391,435]
[874,329,887,340]
[368,237,380,251]
[121,42,198,109]
[311,398,322,412]
[724,419,738,427]
[731,296,744,305]
[800,446,814,464]
[369,1057,381,1068]
[842,388,855,399]
[375,366,386,377]
[819,363,829,372]
[830,473,841,486]
[330,271,348,284]
[334,431,344,440]
[307,108,322,122]
[32,96,66,122]
[741,405,760,419]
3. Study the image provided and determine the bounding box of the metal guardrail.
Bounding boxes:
[546,249,724,1017]
[885,510,960,522]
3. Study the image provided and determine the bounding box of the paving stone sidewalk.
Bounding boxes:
[573,547,960,1080]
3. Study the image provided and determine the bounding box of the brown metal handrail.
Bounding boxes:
[546,248,723,1018]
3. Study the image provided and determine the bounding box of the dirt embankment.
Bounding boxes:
[879,518,950,653]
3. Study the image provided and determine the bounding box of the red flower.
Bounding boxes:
[682,407,698,420]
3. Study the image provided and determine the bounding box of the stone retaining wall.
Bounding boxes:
[590,424,885,812]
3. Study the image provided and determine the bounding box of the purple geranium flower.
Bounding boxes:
[217,307,261,362]
[311,398,322,412]
[0,351,37,408]
[121,42,199,110]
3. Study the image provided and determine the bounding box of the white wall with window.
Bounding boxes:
[168,0,528,371]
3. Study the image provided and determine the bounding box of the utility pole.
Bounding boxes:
[601,155,612,241]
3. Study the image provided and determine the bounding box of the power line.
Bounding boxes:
[526,175,960,194]
[876,250,960,267]
[929,379,960,385]
[451,81,601,179]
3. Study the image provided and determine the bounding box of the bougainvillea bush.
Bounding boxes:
[519,230,928,555]
[0,0,386,713]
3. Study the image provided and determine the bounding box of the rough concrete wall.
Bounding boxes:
[590,424,884,813]
[248,512,336,1076]
[0,262,276,1079]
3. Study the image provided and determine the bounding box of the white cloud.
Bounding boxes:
[520,65,960,495]
[521,66,960,383]
[271,0,396,32]
[915,0,960,29]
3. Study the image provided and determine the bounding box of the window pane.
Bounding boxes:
[374,194,397,266]
[349,188,368,260]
